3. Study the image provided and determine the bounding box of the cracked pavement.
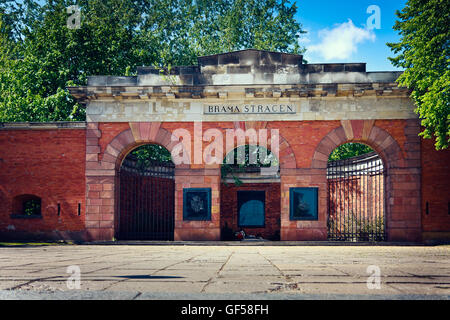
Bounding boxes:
[0,245,449,299]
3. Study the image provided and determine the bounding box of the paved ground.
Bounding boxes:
[0,244,449,299]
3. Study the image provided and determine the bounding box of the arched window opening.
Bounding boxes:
[221,145,279,186]
[327,143,386,242]
[12,195,42,217]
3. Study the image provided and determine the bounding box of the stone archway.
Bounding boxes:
[226,121,297,241]
[84,122,184,241]
[220,144,282,241]
[311,120,402,171]
[311,120,422,242]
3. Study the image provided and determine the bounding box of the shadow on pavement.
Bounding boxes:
[113,275,184,280]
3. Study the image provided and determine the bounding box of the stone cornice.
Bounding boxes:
[68,50,408,103]
[68,82,411,103]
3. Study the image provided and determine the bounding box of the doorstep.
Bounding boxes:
[81,240,429,246]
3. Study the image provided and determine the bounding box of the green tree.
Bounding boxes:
[221,145,279,186]
[388,0,449,150]
[0,0,152,121]
[328,143,374,162]
[0,0,305,122]
[131,144,173,165]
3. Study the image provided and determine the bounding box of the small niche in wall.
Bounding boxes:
[183,188,211,221]
[11,194,42,219]
[238,191,265,227]
[289,187,318,221]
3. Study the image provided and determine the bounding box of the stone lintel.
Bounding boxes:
[69,82,410,102]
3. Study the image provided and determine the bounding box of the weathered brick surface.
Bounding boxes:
[375,120,408,160]
[421,137,450,240]
[0,129,86,240]
[1,119,448,242]
[174,170,221,241]
[220,183,281,240]
[280,168,328,241]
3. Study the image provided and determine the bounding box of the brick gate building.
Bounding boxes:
[0,49,449,242]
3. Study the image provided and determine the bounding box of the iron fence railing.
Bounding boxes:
[327,152,386,242]
[117,156,175,240]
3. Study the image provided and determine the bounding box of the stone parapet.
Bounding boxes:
[67,49,414,123]
[79,96,416,123]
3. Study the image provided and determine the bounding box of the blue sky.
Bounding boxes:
[20,0,406,71]
[295,0,407,71]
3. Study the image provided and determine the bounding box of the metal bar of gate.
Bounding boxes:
[159,173,162,240]
[327,152,385,242]
[118,157,175,240]
[346,158,350,240]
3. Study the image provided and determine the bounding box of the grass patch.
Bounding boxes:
[0,240,74,247]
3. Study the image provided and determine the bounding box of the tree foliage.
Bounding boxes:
[387,0,449,150]
[0,0,305,122]
[221,145,279,186]
[131,144,173,165]
[328,143,374,162]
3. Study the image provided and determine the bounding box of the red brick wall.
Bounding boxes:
[174,169,221,241]
[421,138,450,240]
[97,122,131,160]
[267,121,341,168]
[374,120,408,159]
[3,119,448,243]
[82,119,431,242]
[220,183,281,240]
[0,129,86,240]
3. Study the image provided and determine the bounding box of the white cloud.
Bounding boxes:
[308,20,375,61]
[299,36,311,45]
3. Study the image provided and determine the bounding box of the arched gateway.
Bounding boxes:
[3,49,446,242]
[68,49,427,242]
[117,145,175,240]
[326,146,386,242]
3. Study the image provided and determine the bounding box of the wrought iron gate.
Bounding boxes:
[327,152,386,242]
[117,156,175,240]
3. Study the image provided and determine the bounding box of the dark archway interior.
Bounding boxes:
[220,145,281,241]
[117,144,175,240]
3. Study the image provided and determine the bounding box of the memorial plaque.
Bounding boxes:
[183,188,211,221]
[289,188,318,221]
[238,191,265,227]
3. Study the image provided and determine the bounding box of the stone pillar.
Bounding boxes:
[280,169,328,241]
[385,119,422,242]
[85,122,116,241]
[174,168,221,240]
